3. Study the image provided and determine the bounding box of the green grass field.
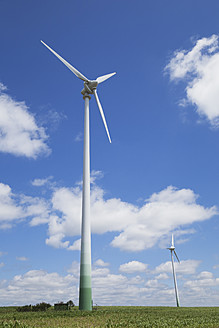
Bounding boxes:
[0,306,219,328]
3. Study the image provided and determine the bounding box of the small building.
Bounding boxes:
[54,302,70,311]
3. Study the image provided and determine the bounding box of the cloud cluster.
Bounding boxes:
[165,34,219,127]
[45,184,217,252]
[0,258,219,306]
[0,83,50,158]
[185,271,219,288]
[0,177,217,252]
[0,270,77,306]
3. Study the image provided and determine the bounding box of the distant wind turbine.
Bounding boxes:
[167,234,180,307]
[41,40,116,311]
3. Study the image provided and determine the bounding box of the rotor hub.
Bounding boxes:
[81,81,98,96]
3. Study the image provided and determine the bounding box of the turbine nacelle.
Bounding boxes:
[167,234,180,263]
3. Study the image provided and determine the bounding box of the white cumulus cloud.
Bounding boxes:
[0,83,50,158]
[68,239,81,251]
[94,259,110,267]
[0,183,24,228]
[155,273,169,280]
[31,176,53,187]
[0,182,50,229]
[119,261,148,273]
[0,83,7,92]
[16,257,28,262]
[165,34,219,127]
[154,259,201,275]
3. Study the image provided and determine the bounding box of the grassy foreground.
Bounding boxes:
[0,306,219,328]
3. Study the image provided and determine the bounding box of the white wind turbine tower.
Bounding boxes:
[41,40,116,311]
[167,234,180,307]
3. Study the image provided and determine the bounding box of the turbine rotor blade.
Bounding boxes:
[41,40,89,82]
[172,234,174,247]
[174,250,180,263]
[93,89,111,143]
[96,72,116,84]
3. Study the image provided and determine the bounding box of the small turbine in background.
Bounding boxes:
[167,234,180,307]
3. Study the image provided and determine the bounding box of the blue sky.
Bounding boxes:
[0,0,219,306]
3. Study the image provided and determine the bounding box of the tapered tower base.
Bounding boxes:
[79,263,92,311]
[79,287,92,311]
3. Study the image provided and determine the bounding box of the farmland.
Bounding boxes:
[0,306,219,328]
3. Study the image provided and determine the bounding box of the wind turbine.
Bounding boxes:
[41,40,116,311]
[167,234,180,307]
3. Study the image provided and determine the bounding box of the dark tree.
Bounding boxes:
[67,300,75,307]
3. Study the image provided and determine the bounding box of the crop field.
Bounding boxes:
[0,306,219,328]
